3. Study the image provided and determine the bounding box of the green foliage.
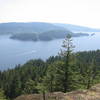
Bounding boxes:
[0,89,7,100]
[42,61,65,92]
[76,54,100,89]
[23,79,38,94]
[60,34,76,92]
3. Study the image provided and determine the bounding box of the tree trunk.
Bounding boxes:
[87,79,91,89]
[43,91,46,100]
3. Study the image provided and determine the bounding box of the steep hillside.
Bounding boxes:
[15,84,100,100]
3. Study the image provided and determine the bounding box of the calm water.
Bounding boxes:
[0,32,100,70]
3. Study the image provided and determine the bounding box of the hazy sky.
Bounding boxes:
[0,0,100,28]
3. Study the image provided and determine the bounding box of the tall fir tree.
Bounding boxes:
[60,34,75,92]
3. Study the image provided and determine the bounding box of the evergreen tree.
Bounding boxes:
[77,58,100,89]
[0,89,7,100]
[23,79,38,94]
[60,34,75,92]
[42,61,65,92]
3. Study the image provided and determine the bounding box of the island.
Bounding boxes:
[10,30,89,41]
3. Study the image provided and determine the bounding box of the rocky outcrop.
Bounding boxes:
[15,84,100,100]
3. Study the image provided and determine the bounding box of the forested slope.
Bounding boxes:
[0,35,100,100]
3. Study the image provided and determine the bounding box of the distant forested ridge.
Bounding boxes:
[0,22,66,34]
[0,22,100,34]
[0,22,91,41]
[10,30,89,41]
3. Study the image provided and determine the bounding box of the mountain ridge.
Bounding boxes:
[54,23,100,32]
[0,22,95,41]
[0,22,100,35]
[0,22,66,34]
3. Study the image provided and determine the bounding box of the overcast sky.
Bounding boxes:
[0,0,100,28]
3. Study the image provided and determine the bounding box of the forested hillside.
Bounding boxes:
[0,35,100,100]
[0,22,100,34]
[0,22,66,34]
[10,30,88,41]
[0,22,89,41]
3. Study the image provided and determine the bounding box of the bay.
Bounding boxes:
[0,32,100,70]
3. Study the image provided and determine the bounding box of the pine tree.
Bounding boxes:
[60,34,75,92]
[23,79,38,94]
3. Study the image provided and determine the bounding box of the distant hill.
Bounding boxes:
[54,23,100,32]
[0,22,100,35]
[0,22,90,41]
[0,22,66,34]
